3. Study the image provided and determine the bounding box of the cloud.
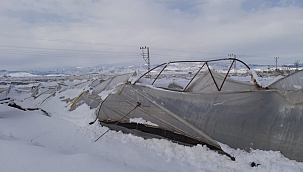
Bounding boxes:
[0,0,303,70]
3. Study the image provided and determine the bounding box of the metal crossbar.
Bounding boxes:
[133,58,251,92]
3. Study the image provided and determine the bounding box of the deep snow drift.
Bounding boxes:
[0,74,303,172]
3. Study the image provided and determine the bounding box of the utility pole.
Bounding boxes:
[295,60,300,71]
[228,54,237,73]
[228,54,234,59]
[274,57,279,71]
[140,46,150,78]
[233,54,236,69]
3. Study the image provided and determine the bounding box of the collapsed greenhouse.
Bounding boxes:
[1,58,302,162]
[66,58,303,162]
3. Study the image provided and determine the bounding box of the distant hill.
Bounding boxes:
[1,62,301,77]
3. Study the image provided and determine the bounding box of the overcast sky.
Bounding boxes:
[0,0,303,71]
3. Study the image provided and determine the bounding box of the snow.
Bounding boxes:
[7,72,38,77]
[130,117,159,127]
[1,102,302,172]
[294,85,302,90]
[98,89,114,100]
[250,69,262,86]
[1,74,303,172]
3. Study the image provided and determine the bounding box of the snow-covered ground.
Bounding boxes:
[1,73,303,172]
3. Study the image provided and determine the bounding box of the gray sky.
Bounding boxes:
[1,0,303,71]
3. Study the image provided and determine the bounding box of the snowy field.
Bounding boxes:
[1,72,303,172]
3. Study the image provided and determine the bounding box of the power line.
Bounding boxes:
[0,34,292,63]
[0,34,250,57]
[0,45,136,54]
[0,34,137,48]
[0,48,141,60]
[0,34,237,56]
[0,34,275,60]
[152,47,223,55]
[0,51,139,59]
[0,44,223,60]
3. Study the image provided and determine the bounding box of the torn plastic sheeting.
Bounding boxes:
[185,70,257,92]
[268,70,303,91]
[97,85,222,150]
[92,73,133,95]
[98,83,303,162]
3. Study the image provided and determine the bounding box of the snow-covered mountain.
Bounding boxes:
[1,61,301,80]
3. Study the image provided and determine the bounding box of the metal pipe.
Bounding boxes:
[219,60,235,91]
[133,58,251,86]
[152,63,169,85]
[206,62,220,91]
[133,62,166,85]
[183,62,206,91]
